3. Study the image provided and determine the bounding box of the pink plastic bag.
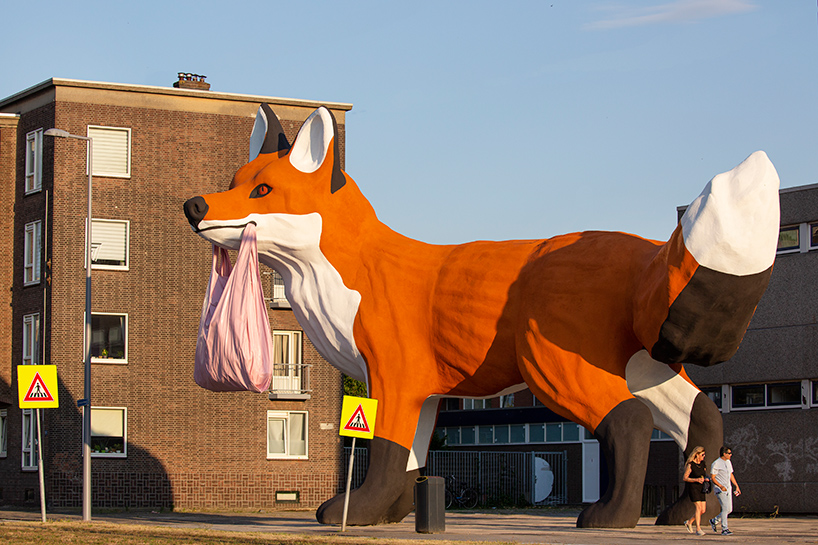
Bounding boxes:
[194,223,273,392]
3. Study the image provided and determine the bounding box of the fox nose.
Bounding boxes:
[183,196,209,228]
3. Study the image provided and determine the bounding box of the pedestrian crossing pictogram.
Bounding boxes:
[339,395,377,439]
[24,372,54,402]
[343,404,370,433]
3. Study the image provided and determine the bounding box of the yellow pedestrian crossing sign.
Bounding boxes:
[18,365,59,409]
[339,395,377,439]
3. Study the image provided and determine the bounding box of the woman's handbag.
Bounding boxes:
[701,478,712,494]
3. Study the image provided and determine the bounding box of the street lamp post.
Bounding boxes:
[44,128,93,522]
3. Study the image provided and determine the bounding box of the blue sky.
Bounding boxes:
[2,1,816,244]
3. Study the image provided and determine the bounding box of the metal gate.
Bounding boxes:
[343,448,568,507]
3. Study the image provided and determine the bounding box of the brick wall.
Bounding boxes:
[2,91,346,509]
[0,114,19,407]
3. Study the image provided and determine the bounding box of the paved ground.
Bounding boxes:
[1,507,817,544]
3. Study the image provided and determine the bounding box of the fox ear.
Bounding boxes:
[289,106,346,193]
[249,103,290,161]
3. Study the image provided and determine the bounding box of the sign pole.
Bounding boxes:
[341,436,356,532]
[337,395,378,532]
[36,408,46,522]
[17,365,59,524]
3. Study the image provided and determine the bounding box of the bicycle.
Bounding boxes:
[444,475,479,509]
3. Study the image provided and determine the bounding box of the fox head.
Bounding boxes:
[184,104,370,382]
[183,104,374,267]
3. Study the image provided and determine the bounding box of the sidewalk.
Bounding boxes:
[1,507,817,544]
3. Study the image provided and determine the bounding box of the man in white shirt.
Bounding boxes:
[710,446,741,535]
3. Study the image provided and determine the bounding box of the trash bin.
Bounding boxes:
[415,476,445,533]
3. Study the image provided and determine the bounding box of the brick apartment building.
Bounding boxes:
[0,76,351,510]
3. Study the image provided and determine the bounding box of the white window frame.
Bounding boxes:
[268,270,291,308]
[87,218,130,271]
[271,331,305,395]
[87,312,128,364]
[90,406,127,458]
[25,128,43,194]
[87,126,131,178]
[22,409,37,470]
[442,422,585,446]
[777,223,817,255]
[23,313,40,366]
[24,221,42,286]
[462,398,489,410]
[267,410,308,460]
[0,409,8,458]
[730,382,803,411]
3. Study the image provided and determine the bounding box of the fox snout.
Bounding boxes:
[184,196,209,229]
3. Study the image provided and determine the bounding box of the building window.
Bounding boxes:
[440,398,461,411]
[90,313,127,363]
[89,219,129,270]
[731,384,765,408]
[777,225,800,253]
[813,381,818,406]
[732,382,802,410]
[270,331,309,398]
[494,424,510,444]
[269,270,290,308]
[0,409,7,457]
[777,222,818,254]
[90,407,127,457]
[24,221,42,286]
[529,423,545,443]
[499,393,515,408]
[22,409,37,470]
[811,223,818,249]
[442,427,461,446]
[25,129,43,194]
[23,313,40,366]
[701,386,723,409]
[650,429,674,440]
[267,411,308,459]
[440,422,583,446]
[767,382,801,406]
[463,399,489,410]
[87,126,131,178]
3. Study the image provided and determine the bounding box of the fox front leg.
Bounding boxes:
[315,437,418,525]
[576,398,655,528]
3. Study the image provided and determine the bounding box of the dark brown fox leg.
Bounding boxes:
[316,437,417,525]
[655,392,723,525]
[577,398,654,528]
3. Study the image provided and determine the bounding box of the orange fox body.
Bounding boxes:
[185,105,779,528]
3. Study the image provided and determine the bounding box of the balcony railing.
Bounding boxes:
[268,363,312,400]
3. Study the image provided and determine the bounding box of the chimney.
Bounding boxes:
[174,73,210,91]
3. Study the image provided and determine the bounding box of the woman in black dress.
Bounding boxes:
[683,446,710,535]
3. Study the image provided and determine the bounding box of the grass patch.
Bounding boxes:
[0,520,511,545]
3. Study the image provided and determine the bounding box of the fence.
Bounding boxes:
[343,448,568,507]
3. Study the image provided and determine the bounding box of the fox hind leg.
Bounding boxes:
[655,392,723,525]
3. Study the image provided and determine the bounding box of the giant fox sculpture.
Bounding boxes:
[184,104,779,528]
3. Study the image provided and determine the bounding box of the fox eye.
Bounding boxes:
[249,183,272,198]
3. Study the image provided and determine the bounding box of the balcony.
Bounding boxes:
[268,363,312,400]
